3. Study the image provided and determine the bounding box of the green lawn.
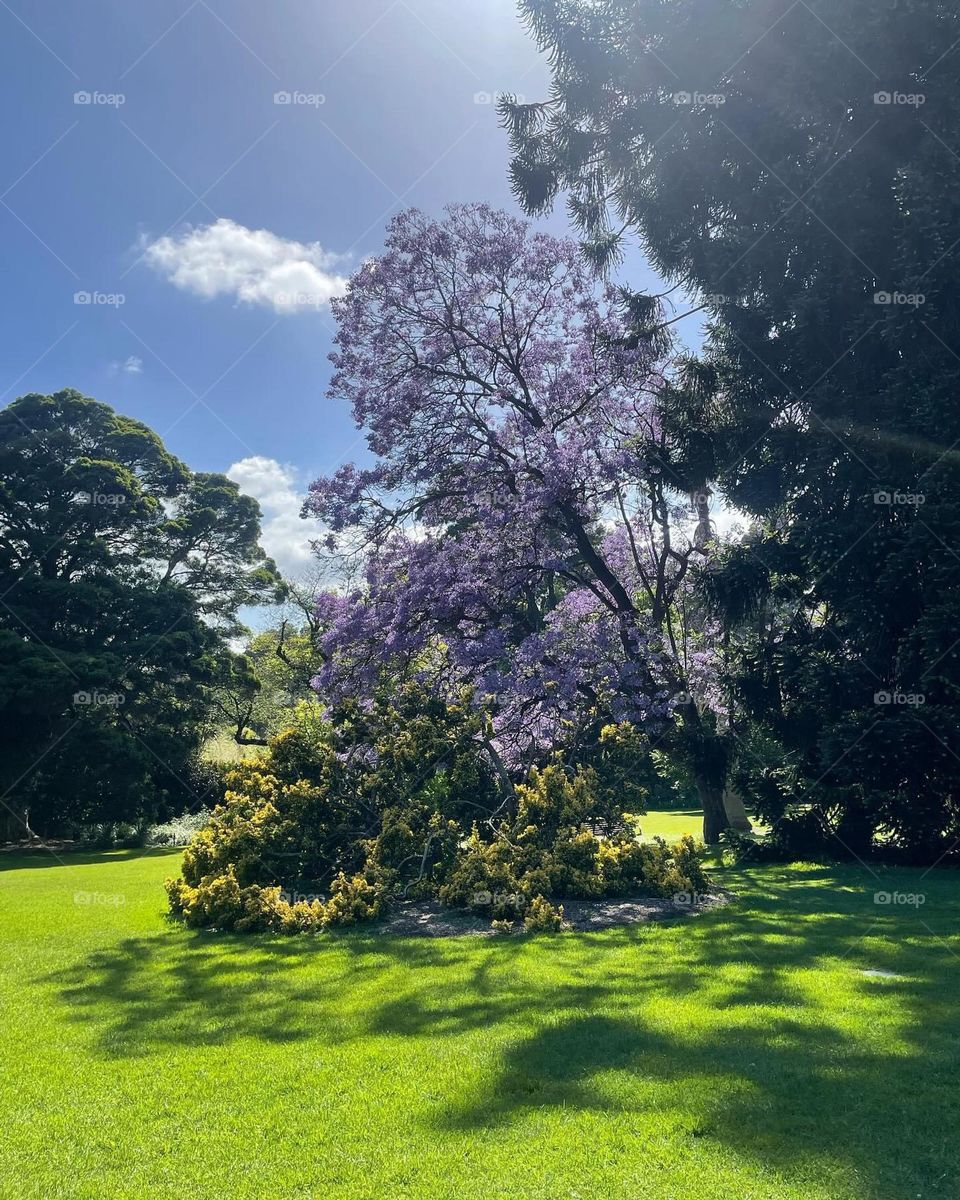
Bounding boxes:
[1,830,958,1199]
[639,808,769,843]
[639,807,706,841]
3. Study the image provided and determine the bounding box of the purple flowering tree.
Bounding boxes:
[304,204,738,841]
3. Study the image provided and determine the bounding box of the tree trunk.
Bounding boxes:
[722,784,754,833]
[696,775,730,844]
[678,697,731,845]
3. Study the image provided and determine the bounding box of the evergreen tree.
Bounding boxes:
[0,390,284,837]
[504,0,960,857]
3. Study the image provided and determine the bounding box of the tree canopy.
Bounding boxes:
[304,204,742,839]
[503,0,960,858]
[0,389,284,836]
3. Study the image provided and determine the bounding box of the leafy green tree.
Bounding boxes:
[207,578,330,746]
[0,389,284,838]
[208,625,318,746]
[504,0,960,858]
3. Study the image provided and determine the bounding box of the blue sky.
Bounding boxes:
[1,0,695,582]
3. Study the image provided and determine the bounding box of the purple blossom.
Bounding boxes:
[305,205,720,763]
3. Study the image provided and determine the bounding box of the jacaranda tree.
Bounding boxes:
[305,204,746,840]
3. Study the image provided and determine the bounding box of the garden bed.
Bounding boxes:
[376,890,732,938]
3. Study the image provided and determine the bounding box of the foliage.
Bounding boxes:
[305,204,738,840]
[165,694,709,932]
[165,687,501,930]
[145,808,214,848]
[0,390,283,837]
[165,865,386,933]
[206,587,328,746]
[505,0,960,858]
[79,822,145,851]
[523,894,564,932]
[439,762,708,926]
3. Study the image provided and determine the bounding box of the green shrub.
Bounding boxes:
[164,864,385,934]
[79,821,144,850]
[320,870,386,927]
[165,696,712,935]
[166,689,500,932]
[440,765,710,921]
[523,895,564,932]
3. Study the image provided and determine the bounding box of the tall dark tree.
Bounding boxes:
[0,390,284,838]
[504,0,960,858]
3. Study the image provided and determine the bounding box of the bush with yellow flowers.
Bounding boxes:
[165,694,710,934]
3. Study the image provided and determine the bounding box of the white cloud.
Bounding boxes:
[109,354,143,375]
[143,218,349,314]
[228,455,320,579]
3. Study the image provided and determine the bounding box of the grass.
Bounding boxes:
[640,808,769,843]
[639,807,706,841]
[1,825,958,1199]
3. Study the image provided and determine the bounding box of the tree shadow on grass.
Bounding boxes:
[436,1006,957,1199]
[410,865,959,1199]
[41,861,960,1197]
[0,846,183,871]
[359,863,960,1197]
[44,928,395,1054]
